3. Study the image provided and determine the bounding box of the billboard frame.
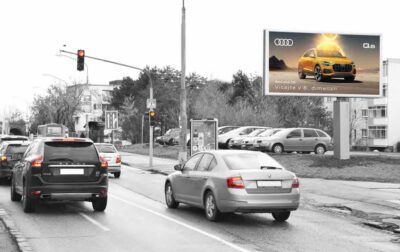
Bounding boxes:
[189,118,218,156]
[263,29,382,98]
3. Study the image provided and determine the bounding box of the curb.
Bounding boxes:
[0,208,34,252]
[121,162,170,176]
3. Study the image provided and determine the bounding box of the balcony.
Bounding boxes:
[368,117,388,126]
[367,138,388,147]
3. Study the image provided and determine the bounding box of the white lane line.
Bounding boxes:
[386,199,400,205]
[110,194,251,252]
[78,212,110,232]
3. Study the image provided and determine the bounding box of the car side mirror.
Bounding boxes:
[174,164,183,171]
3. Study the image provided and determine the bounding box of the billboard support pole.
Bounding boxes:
[333,97,350,160]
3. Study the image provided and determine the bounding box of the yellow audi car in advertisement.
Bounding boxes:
[298,48,356,82]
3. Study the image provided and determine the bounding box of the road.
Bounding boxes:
[268,70,379,95]
[0,162,399,252]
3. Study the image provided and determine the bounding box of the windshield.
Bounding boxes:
[317,50,343,58]
[218,127,238,135]
[222,152,283,170]
[258,129,281,137]
[96,145,116,153]
[248,128,266,137]
[44,142,99,162]
[6,145,29,154]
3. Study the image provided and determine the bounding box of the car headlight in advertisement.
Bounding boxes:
[322,61,334,66]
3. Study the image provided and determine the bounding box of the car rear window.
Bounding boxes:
[6,145,28,154]
[96,145,116,153]
[44,142,99,162]
[222,153,283,170]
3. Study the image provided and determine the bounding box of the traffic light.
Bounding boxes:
[149,111,156,126]
[77,49,85,71]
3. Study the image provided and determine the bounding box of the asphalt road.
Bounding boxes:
[268,71,379,95]
[0,164,399,252]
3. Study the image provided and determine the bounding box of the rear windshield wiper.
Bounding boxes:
[48,158,75,162]
[260,166,282,170]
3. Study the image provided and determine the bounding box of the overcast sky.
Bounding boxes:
[1,0,399,115]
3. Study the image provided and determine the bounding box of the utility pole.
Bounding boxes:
[141,114,144,146]
[179,0,188,163]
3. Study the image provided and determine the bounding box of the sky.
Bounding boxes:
[1,0,399,116]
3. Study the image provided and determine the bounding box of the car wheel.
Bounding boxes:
[204,191,221,222]
[315,145,326,155]
[272,211,291,222]
[225,139,231,149]
[345,76,355,82]
[168,138,174,146]
[22,181,36,213]
[314,65,323,82]
[92,197,107,212]
[10,176,21,202]
[165,182,179,209]
[114,172,121,178]
[272,144,284,154]
[298,67,306,79]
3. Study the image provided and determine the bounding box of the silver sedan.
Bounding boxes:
[164,150,300,222]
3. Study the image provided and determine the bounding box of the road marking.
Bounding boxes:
[78,212,110,232]
[110,194,251,252]
[386,199,400,205]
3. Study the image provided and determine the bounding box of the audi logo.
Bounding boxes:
[274,38,294,47]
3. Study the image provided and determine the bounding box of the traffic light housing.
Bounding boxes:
[149,111,156,126]
[77,50,85,71]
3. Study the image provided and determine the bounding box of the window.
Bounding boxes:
[96,144,116,153]
[362,109,368,118]
[222,152,282,170]
[316,130,329,138]
[287,129,301,139]
[208,158,217,171]
[383,61,388,77]
[183,154,202,171]
[196,154,214,171]
[383,84,387,97]
[368,126,387,139]
[44,142,99,162]
[362,129,368,138]
[327,97,332,102]
[309,50,315,57]
[304,129,318,138]
[369,106,387,118]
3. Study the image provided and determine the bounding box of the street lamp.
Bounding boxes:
[56,53,89,84]
[42,73,69,86]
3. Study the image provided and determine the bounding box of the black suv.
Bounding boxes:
[0,141,30,181]
[10,137,108,213]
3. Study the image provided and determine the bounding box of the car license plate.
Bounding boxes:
[254,144,260,147]
[60,169,84,175]
[257,181,282,187]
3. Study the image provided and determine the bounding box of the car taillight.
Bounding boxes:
[100,156,108,169]
[31,155,43,168]
[292,178,299,188]
[0,155,7,161]
[116,155,121,164]
[227,176,245,189]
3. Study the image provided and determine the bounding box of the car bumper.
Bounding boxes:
[108,165,121,173]
[0,168,12,179]
[321,66,356,78]
[218,188,300,213]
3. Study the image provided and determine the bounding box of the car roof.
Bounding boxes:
[95,143,115,146]
[2,141,31,146]
[39,137,94,143]
[196,149,263,156]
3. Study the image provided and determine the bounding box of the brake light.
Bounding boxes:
[292,178,300,188]
[100,156,108,169]
[0,156,7,161]
[227,176,245,189]
[116,155,121,164]
[31,155,43,168]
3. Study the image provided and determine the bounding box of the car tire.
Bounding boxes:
[345,76,355,82]
[314,65,324,82]
[272,144,284,154]
[92,197,107,212]
[204,191,221,222]
[165,182,179,209]
[298,67,306,79]
[114,172,121,178]
[272,211,291,222]
[168,138,174,146]
[315,145,326,155]
[22,181,36,213]
[225,139,231,149]
[10,176,21,202]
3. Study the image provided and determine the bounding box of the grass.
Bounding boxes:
[120,144,400,183]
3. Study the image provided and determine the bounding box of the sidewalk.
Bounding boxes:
[120,151,400,233]
[0,208,23,252]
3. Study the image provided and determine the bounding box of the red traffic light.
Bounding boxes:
[78,50,85,57]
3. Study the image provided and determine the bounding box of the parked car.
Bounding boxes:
[218,126,240,135]
[298,47,356,82]
[95,143,122,178]
[227,128,269,149]
[243,128,283,150]
[256,128,333,154]
[218,126,267,149]
[0,141,30,182]
[164,150,300,222]
[11,137,108,213]
[157,128,190,146]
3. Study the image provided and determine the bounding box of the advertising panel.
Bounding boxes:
[264,30,381,97]
[190,119,218,156]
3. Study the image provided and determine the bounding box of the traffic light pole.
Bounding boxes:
[60,50,154,167]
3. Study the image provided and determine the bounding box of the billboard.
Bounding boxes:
[190,119,218,156]
[263,30,381,97]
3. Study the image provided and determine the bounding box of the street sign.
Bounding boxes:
[146,98,156,109]
[190,119,218,156]
[105,111,118,130]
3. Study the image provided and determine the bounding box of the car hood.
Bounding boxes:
[318,57,353,64]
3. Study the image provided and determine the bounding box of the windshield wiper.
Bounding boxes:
[260,166,282,170]
[48,158,74,162]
